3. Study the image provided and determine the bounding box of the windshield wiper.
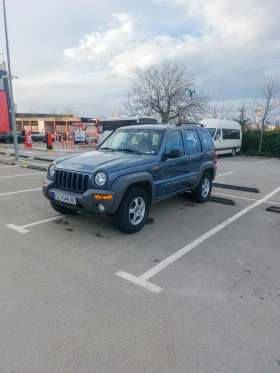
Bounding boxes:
[100,147,116,151]
[116,148,142,154]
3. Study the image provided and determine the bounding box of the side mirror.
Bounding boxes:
[165,148,182,159]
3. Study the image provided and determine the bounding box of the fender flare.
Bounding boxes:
[109,172,155,213]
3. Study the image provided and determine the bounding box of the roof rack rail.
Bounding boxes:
[175,122,205,127]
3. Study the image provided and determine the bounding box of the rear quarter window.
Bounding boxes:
[200,130,215,151]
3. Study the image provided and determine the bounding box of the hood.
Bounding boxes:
[55,150,157,173]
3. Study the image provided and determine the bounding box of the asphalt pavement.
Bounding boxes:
[0,150,280,373]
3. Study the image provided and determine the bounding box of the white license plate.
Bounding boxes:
[53,193,76,205]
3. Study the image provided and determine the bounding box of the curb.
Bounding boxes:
[0,159,16,165]
[10,153,29,158]
[33,157,54,163]
[266,206,280,213]
[209,196,236,205]
[212,183,260,194]
[20,164,47,172]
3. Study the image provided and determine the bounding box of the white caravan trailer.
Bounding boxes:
[200,119,242,157]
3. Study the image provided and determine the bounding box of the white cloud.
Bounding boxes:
[9,1,280,115]
[64,13,137,62]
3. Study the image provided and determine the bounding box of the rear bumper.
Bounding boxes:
[43,179,115,215]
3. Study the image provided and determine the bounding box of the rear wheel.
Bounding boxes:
[191,172,212,203]
[113,187,149,234]
[231,147,236,157]
[50,201,77,215]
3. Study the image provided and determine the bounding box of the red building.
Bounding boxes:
[0,60,11,133]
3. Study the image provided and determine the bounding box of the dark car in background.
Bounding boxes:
[0,132,25,144]
[28,131,46,142]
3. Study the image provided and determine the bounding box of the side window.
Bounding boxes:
[200,131,214,151]
[215,129,221,140]
[222,129,240,140]
[184,129,202,154]
[165,131,184,157]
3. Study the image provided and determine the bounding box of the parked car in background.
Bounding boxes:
[200,119,242,157]
[28,131,46,142]
[0,132,25,144]
[43,134,56,143]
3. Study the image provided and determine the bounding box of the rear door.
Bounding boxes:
[183,129,205,188]
[199,130,215,161]
[155,130,189,198]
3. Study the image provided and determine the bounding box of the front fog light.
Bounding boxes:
[98,204,105,212]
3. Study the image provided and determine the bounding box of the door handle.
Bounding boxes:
[179,160,187,164]
[200,155,206,159]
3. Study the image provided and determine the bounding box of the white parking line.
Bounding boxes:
[259,159,272,164]
[7,216,63,234]
[19,159,48,166]
[216,172,234,177]
[0,165,19,168]
[0,173,43,179]
[0,188,41,197]
[116,186,280,294]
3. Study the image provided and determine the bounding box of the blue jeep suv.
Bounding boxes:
[43,124,217,233]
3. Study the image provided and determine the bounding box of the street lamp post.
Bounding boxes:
[2,0,19,160]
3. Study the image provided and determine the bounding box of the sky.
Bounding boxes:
[0,0,279,117]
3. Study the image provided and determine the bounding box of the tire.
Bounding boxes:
[5,138,11,144]
[50,201,77,215]
[191,172,212,203]
[113,187,150,234]
[230,147,236,157]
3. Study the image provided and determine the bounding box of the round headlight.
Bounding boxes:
[95,172,106,186]
[49,164,55,178]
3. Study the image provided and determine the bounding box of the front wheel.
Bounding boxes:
[113,187,149,234]
[50,201,77,215]
[191,172,212,203]
[5,138,11,144]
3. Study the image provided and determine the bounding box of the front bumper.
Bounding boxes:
[42,179,115,215]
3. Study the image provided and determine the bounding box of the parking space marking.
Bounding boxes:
[0,165,20,168]
[0,173,43,179]
[117,186,280,294]
[6,216,63,234]
[259,159,272,164]
[19,159,48,166]
[216,172,234,177]
[0,188,41,197]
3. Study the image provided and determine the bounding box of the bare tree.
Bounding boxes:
[256,71,280,151]
[63,107,75,116]
[123,61,209,123]
[234,103,250,130]
[206,89,237,120]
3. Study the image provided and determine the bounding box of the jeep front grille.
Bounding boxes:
[55,170,89,193]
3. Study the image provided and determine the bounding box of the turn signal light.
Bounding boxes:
[93,194,114,200]
[42,182,46,187]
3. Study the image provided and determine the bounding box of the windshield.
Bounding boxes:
[99,128,164,155]
[206,128,216,138]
